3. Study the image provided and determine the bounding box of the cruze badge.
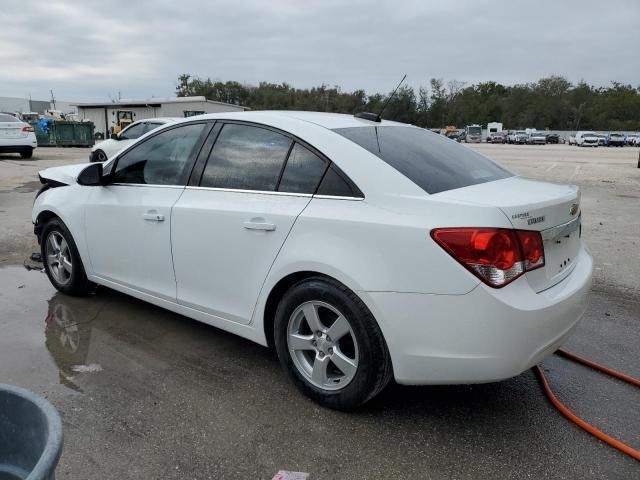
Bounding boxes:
[570,203,579,216]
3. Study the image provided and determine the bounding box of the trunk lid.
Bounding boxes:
[435,176,582,292]
[0,122,27,139]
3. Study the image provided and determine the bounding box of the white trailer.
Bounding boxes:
[487,122,503,135]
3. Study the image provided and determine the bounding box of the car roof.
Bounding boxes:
[181,110,408,130]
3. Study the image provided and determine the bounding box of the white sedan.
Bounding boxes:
[89,117,179,162]
[0,113,37,158]
[33,111,593,409]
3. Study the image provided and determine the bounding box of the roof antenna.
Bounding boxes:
[376,74,407,121]
[354,74,407,123]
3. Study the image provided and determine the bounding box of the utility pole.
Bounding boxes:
[50,90,56,110]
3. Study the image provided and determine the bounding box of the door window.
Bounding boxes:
[118,122,147,140]
[112,123,206,186]
[200,124,291,191]
[277,143,327,194]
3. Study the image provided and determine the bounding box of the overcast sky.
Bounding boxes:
[1,0,638,102]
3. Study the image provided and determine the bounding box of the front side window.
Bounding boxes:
[278,143,327,194]
[112,123,206,185]
[118,122,147,140]
[200,123,291,191]
[333,126,512,194]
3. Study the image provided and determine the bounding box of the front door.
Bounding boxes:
[84,122,209,301]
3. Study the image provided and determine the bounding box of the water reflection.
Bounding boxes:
[44,294,98,392]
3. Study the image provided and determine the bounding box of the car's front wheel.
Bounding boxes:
[41,218,93,296]
[91,149,107,162]
[274,276,392,410]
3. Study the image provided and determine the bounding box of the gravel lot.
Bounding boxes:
[0,144,638,479]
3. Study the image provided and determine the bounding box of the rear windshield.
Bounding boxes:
[333,126,512,194]
[0,114,19,122]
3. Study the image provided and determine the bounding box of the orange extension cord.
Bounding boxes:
[534,349,640,461]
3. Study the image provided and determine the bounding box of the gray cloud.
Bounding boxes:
[1,0,638,102]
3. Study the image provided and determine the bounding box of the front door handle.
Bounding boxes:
[243,219,276,231]
[143,211,165,222]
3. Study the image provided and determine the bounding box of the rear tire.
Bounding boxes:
[20,149,33,159]
[41,218,93,296]
[274,276,392,410]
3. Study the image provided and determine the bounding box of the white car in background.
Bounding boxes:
[89,117,179,162]
[575,131,599,147]
[0,113,37,158]
[33,111,592,409]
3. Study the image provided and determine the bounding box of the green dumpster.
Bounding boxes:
[53,122,95,147]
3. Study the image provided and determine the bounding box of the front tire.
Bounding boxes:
[41,218,93,296]
[274,276,392,410]
[91,149,107,162]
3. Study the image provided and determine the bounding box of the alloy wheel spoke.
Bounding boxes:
[59,237,68,255]
[47,254,58,265]
[331,349,357,378]
[303,303,324,333]
[61,257,73,274]
[311,355,330,385]
[327,315,350,342]
[289,333,315,351]
[48,234,60,252]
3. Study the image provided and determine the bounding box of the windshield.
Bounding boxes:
[467,126,481,134]
[333,126,512,194]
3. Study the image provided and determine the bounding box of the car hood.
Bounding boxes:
[39,163,92,186]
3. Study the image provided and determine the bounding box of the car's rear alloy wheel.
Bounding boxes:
[274,276,392,409]
[287,301,359,390]
[41,218,93,296]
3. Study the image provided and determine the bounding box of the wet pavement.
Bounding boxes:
[1,265,638,479]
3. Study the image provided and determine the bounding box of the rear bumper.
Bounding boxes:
[0,134,37,152]
[362,245,593,385]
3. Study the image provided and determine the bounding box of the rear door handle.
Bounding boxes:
[243,219,276,231]
[143,211,165,222]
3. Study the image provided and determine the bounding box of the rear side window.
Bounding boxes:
[316,164,363,198]
[333,126,512,194]
[278,143,327,194]
[201,124,291,191]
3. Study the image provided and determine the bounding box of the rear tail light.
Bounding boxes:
[22,125,34,132]
[431,228,545,288]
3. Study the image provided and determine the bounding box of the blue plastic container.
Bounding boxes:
[0,385,63,480]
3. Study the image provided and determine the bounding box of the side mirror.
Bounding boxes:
[77,163,104,186]
[110,133,118,140]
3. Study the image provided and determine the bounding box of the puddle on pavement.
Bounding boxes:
[0,264,271,396]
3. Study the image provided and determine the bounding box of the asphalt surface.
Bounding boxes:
[0,145,639,479]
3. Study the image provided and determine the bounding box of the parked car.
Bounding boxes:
[486,132,506,144]
[575,131,599,147]
[545,133,560,144]
[527,131,547,145]
[89,117,179,162]
[33,111,593,409]
[0,113,37,158]
[446,130,466,142]
[624,134,639,146]
[607,133,625,147]
[508,130,528,144]
[594,134,608,146]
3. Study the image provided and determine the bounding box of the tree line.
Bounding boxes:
[176,74,640,131]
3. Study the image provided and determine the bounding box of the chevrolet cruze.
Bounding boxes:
[33,111,592,409]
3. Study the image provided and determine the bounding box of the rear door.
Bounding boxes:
[171,122,329,324]
[84,121,209,300]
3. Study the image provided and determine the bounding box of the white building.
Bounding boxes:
[73,96,248,138]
